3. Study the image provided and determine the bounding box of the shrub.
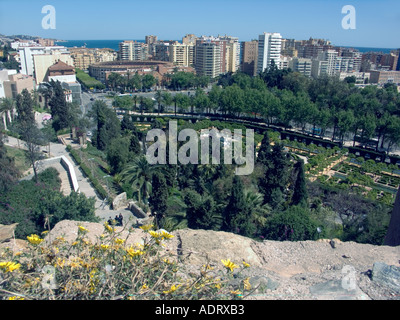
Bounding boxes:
[0,224,251,300]
[263,206,318,241]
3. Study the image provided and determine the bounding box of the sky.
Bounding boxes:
[0,0,399,48]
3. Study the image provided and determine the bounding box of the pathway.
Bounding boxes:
[4,135,137,226]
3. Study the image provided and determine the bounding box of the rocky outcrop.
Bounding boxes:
[0,223,18,243]
[1,220,399,300]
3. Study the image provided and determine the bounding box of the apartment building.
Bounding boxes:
[257,32,282,74]
[241,40,258,76]
[2,73,35,99]
[182,34,197,45]
[289,58,312,77]
[195,35,240,75]
[118,41,149,61]
[194,42,221,78]
[69,48,117,70]
[18,45,71,79]
[32,50,75,84]
[169,42,194,67]
[369,70,400,85]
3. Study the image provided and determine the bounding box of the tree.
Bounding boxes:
[259,143,292,209]
[142,74,157,91]
[193,88,209,114]
[162,91,173,113]
[48,80,69,132]
[121,156,158,205]
[15,89,35,125]
[223,176,254,236]
[155,90,163,115]
[173,93,190,115]
[291,159,308,206]
[139,97,156,114]
[149,171,168,228]
[89,100,121,151]
[18,124,46,182]
[106,136,131,174]
[184,189,221,230]
[208,85,222,114]
[256,131,271,165]
[0,132,20,192]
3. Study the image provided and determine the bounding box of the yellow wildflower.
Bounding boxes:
[54,258,65,269]
[0,261,21,273]
[114,238,125,245]
[149,230,162,238]
[231,289,242,297]
[126,246,144,258]
[7,296,24,300]
[221,259,238,272]
[104,222,114,233]
[27,234,44,245]
[163,284,180,294]
[139,224,154,231]
[68,260,81,270]
[78,225,88,233]
[243,277,252,290]
[160,230,174,239]
[41,230,49,235]
[242,261,250,268]
[100,244,109,251]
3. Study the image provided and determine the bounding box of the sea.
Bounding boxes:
[55,39,397,54]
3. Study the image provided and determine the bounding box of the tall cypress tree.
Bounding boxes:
[149,171,168,228]
[257,131,271,165]
[291,159,308,207]
[259,143,291,209]
[15,89,35,125]
[48,80,69,132]
[223,175,254,235]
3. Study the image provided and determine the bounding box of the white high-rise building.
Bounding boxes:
[257,32,282,74]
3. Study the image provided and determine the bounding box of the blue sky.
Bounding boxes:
[0,0,399,48]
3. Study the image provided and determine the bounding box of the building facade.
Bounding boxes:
[169,42,194,67]
[289,58,312,77]
[194,42,221,78]
[118,41,149,61]
[257,32,282,74]
[241,40,258,76]
[369,70,400,85]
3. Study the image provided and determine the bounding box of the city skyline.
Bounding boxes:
[0,0,399,48]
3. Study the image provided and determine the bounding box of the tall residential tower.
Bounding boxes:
[257,32,282,74]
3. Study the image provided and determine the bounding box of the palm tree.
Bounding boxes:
[155,90,162,115]
[244,190,271,231]
[121,156,158,205]
[162,91,173,114]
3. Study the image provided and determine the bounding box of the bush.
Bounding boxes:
[0,168,97,238]
[263,206,318,241]
[0,224,251,300]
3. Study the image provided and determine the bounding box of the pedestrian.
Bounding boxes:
[118,213,123,226]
